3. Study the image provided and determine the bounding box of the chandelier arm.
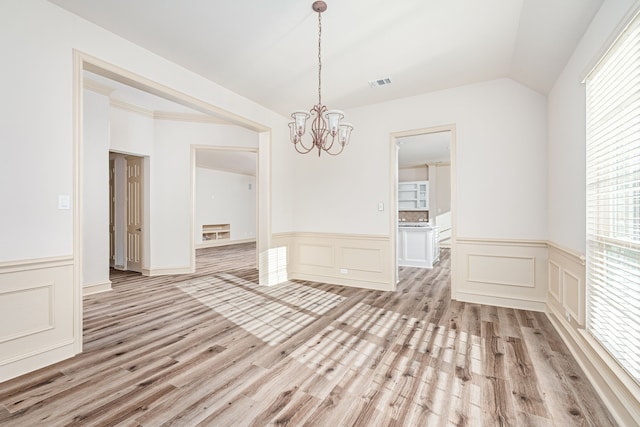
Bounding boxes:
[293,133,316,154]
[324,138,346,156]
[294,141,316,154]
[322,133,336,152]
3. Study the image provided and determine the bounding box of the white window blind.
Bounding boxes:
[586,11,640,384]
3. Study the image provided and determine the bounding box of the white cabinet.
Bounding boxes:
[398,181,428,210]
[397,226,440,268]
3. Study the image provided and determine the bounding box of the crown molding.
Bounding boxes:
[109,98,154,118]
[153,111,230,124]
[83,78,115,96]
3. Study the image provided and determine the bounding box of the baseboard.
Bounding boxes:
[291,271,392,292]
[0,339,75,383]
[83,280,112,296]
[546,303,640,426]
[142,267,194,276]
[455,290,546,311]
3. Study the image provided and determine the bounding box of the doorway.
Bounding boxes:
[192,147,259,267]
[391,125,457,294]
[109,152,146,273]
[75,52,273,357]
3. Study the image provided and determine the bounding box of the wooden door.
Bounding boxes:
[109,158,115,266]
[125,156,143,272]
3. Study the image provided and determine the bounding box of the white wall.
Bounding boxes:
[0,0,288,382]
[195,168,256,244]
[109,107,154,270]
[548,0,637,253]
[434,164,451,215]
[0,0,291,264]
[398,166,427,182]
[151,119,258,270]
[293,78,547,240]
[109,107,155,156]
[82,90,110,288]
[546,2,640,424]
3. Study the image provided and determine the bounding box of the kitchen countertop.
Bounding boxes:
[398,222,435,228]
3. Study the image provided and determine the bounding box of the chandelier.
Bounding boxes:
[289,1,353,156]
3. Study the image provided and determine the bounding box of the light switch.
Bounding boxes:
[378,202,384,211]
[58,195,71,210]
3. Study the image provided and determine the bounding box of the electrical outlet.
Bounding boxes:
[340,268,348,274]
[565,310,571,322]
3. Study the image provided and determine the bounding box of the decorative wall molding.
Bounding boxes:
[110,98,154,118]
[271,232,393,291]
[154,111,229,124]
[83,280,113,296]
[454,238,547,311]
[457,237,548,247]
[0,255,73,273]
[548,259,561,301]
[547,242,586,326]
[547,240,586,265]
[546,240,640,425]
[0,260,75,382]
[83,78,114,96]
[0,283,54,344]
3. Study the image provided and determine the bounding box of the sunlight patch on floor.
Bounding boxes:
[178,274,345,345]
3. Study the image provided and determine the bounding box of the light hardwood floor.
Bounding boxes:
[0,243,616,426]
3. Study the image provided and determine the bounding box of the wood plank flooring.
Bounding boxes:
[0,243,617,426]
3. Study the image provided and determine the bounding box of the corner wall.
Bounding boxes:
[0,0,290,382]
[547,0,640,424]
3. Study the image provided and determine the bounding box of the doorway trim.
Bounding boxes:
[73,50,272,355]
[389,124,458,297]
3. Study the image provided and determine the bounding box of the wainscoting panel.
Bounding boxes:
[548,259,561,302]
[467,254,535,287]
[0,283,53,343]
[562,269,583,325]
[271,233,393,291]
[547,242,586,326]
[340,247,384,273]
[455,238,548,311]
[0,256,76,382]
[298,243,334,269]
[546,242,640,426]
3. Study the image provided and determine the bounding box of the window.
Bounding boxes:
[586,11,640,384]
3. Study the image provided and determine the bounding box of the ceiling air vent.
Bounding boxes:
[368,77,392,88]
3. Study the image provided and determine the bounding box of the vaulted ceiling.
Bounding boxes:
[50,0,602,117]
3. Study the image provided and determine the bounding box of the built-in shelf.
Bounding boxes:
[398,181,429,211]
[200,224,230,247]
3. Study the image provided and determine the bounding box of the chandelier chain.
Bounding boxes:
[317,10,322,105]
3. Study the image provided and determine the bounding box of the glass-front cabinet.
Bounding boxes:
[398,181,429,210]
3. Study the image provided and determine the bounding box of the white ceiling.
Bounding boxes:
[51,0,602,117]
[398,132,451,168]
[195,150,257,176]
